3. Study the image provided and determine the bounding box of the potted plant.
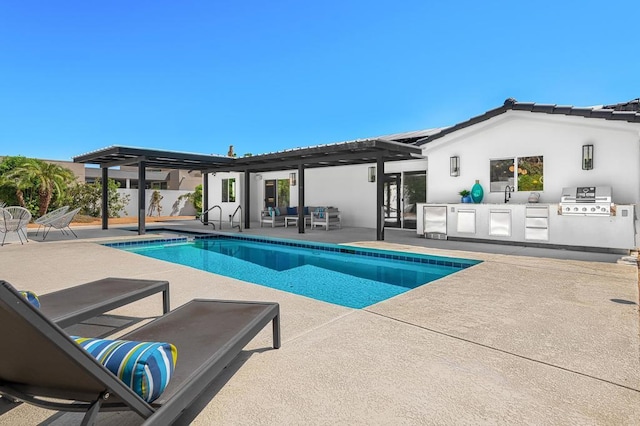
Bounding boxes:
[459,189,472,203]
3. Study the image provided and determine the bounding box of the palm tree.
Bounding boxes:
[5,159,75,217]
[0,157,32,207]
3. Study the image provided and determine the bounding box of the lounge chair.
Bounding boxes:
[0,206,32,246]
[38,277,171,328]
[42,207,81,240]
[34,205,70,236]
[0,280,280,425]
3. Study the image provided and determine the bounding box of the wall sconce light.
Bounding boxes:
[368,166,376,182]
[582,145,594,170]
[450,156,460,177]
[254,174,263,181]
[289,172,297,186]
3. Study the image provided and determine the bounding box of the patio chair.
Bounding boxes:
[0,206,32,246]
[42,207,81,240]
[0,280,280,425]
[310,207,342,231]
[34,205,70,236]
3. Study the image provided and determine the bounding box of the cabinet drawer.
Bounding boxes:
[525,207,549,218]
[525,217,549,228]
[525,227,549,241]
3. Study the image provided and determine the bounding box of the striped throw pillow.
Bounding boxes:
[19,290,40,309]
[73,336,178,402]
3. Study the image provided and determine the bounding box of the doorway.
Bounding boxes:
[264,179,291,209]
[264,179,276,208]
[384,174,401,228]
[402,171,426,230]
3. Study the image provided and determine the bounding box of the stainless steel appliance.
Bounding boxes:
[423,205,447,239]
[559,186,614,216]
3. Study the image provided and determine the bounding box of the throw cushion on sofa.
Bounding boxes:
[73,336,178,403]
[275,207,281,216]
[286,206,297,215]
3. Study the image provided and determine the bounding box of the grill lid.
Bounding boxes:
[559,186,613,216]
[560,186,612,204]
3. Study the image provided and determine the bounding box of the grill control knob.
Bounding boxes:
[573,207,579,212]
[591,207,596,212]
[582,207,587,212]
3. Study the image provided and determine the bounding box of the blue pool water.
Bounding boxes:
[108,236,480,308]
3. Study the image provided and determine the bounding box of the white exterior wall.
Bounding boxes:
[422,111,640,205]
[303,164,377,227]
[203,110,640,231]
[206,172,243,223]
[206,161,429,228]
[117,189,197,217]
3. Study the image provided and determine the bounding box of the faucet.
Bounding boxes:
[504,185,513,203]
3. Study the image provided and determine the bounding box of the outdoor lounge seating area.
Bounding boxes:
[260,206,341,230]
[0,278,280,425]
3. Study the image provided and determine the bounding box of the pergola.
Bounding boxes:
[73,139,423,240]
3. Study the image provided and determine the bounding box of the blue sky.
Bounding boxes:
[1,1,638,161]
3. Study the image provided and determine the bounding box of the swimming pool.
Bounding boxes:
[106,235,480,308]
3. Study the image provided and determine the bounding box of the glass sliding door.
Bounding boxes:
[384,174,401,228]
[402,171,426,230]
[264,178,291,209]
[264,179,276,208]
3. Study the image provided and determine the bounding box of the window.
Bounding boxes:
[222,178,236,202]
[490,156,543,192]
[517,156,543,191]
[277,179,290,207]
[490,159,514,192]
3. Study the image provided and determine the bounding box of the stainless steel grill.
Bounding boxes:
[559,186,613,216]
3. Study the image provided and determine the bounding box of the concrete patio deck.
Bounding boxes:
[1,222,639,424]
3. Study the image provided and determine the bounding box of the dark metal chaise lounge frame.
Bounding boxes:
[0,280,281,425]
[39,277,171,328]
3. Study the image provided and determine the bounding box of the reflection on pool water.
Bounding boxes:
[107,235,481,308]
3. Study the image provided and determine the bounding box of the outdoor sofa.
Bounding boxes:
[0,279,281,425]
[261,206,341,229]
[260,206,314,228]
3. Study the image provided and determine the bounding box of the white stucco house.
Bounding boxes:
[205,98,640,252]
[74,97,640,252]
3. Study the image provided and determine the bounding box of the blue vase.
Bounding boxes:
[461,195,472,203]
[471,180,484,203]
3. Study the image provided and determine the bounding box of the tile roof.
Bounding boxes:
[416,98,640,146]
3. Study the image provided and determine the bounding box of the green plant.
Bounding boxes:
[0,156,75,217]
[458,189,470,197]
[178,184,202,217]
[66,178,130,218]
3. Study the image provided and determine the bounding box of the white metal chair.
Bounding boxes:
[42,207,81,240]
[34,205,70,236]
[0,206,32,246]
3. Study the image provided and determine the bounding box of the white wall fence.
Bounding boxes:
[117,189,197,217]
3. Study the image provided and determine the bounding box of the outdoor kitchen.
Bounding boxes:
[416,186,636,253]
